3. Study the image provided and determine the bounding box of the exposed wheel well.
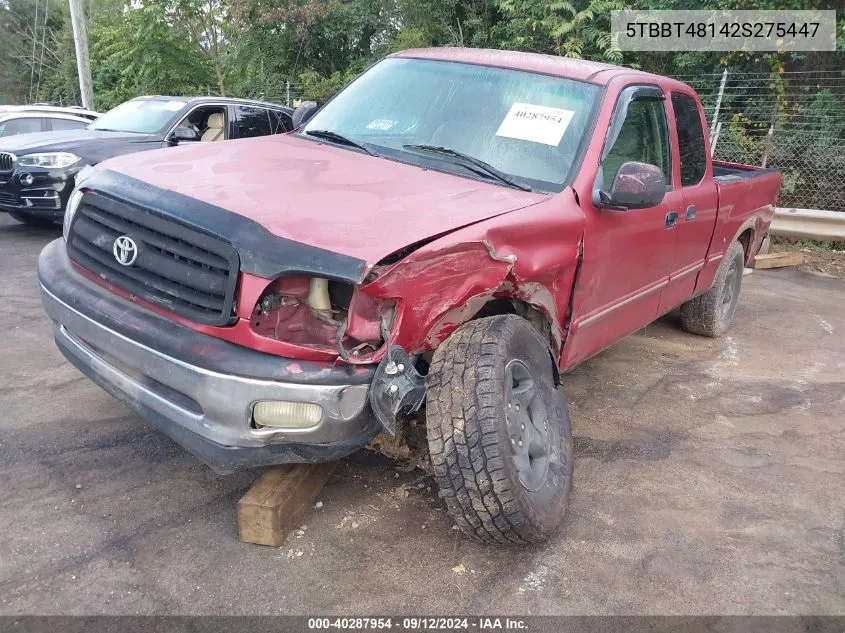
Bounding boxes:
[737,228,753,263]
[472,298,560,385]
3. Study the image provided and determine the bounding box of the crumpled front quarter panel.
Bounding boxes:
[364,190,585,361]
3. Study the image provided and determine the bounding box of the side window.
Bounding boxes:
[0,117,44,137]
[172,107,226,143]
[603,98,671,187]
[271,109,293,134]
[49,118,88,131]
[671,93,707,186]
[235,106,273,138]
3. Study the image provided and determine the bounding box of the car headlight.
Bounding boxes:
[63,189,84,241]
[17,152,81,169]
[250,275,394,361]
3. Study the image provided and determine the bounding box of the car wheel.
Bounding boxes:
[425,314,573,544]
[680,240,745,338]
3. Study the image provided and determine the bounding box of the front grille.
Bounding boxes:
[21,189,60,209]
[0,152,14,173]
[0,191,17,206]
[67,193,240,326]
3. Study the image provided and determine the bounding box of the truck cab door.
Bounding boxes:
[658,91,719,313]
[563,85,683,367]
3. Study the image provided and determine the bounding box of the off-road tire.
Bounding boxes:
[426,315,573,544]
[8,211,57,227]
[680,240,745,338]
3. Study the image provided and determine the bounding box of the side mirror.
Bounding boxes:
[598,161,666,210]
[292,101,319,130]
[170,127,199,144]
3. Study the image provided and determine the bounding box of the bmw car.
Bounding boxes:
[0,96,292,226]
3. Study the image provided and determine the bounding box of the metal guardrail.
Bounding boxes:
[771,208,845,242]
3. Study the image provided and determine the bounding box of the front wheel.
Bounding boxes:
[680,240,745,338]
[425,315,573,544]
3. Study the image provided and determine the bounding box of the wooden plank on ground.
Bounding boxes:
[753,251,805,270]
[238,462,336,547]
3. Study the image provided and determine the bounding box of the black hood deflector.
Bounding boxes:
[80,169,367,283]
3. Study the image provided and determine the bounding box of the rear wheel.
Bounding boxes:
[8,211,57,227]
[425,315,573,544]
[680,240,745,337]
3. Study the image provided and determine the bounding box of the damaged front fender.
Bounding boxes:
[360,191,586,362]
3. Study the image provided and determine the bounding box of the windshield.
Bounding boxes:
[302,58,600,191]
[89,99,186,134]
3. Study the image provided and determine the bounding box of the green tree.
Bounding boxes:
[494,0,624,61]
[0,0,70,105]
[91,1,215,109]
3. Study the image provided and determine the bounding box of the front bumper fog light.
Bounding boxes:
[252,401,323,429]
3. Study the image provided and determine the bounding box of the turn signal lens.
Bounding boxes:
[63,189,84,241]
[252,401,323,429]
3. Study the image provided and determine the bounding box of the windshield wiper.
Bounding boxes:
[305,129,379,157]
[402,144,532,192]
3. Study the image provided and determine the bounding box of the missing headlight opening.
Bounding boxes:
[251,276,392,360]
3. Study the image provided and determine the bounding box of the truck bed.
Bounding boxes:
[707,161,781,270]
[713,160,779,184]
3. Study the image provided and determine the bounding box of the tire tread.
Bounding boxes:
[680,240,745,338]
[426,315,568,544]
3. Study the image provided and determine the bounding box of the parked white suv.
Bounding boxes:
[0,105,100,138]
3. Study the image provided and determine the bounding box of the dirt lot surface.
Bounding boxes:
[1,213,844,615]
[770,240,845,279]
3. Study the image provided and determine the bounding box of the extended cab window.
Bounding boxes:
[603,98,670,186]
[672,93,707,186]
[236,107,274,138]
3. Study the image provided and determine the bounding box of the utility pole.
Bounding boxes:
[710,68,728,137]
[68,0,93,109]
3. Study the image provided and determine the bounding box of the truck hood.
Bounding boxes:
[98,134,547,264]
[0,129,157,164]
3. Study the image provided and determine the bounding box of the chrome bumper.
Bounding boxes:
[38,239,380,472]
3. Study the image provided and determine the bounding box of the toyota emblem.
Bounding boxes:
[113,235,139,266]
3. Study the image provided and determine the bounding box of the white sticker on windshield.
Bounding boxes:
[366,118,395,131]
[163,100,187,111]
[495,103,575,146]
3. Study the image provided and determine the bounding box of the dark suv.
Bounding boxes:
[0,96,292,226]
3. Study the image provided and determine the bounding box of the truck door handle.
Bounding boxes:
[665,211,678,229]
[685,205,696,221]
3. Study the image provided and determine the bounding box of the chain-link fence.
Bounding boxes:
[673,70,845,212]
[233,80,306,109]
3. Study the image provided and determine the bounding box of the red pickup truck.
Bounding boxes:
[38,48,781,544]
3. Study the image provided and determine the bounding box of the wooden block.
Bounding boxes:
[753,251,805,270]
[238,462,336,547]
